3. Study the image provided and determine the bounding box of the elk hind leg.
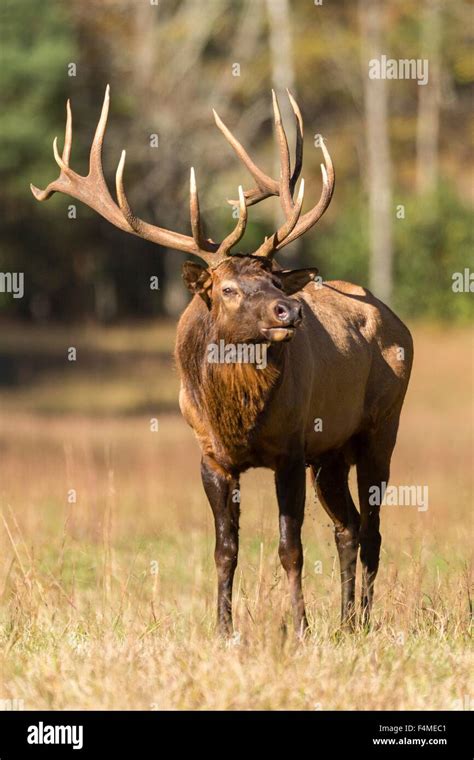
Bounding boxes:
[356,421,399,628]
[311,451,360,631]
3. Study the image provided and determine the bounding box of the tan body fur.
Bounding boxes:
[176,279,413,474]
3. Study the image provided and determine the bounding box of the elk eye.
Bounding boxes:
[222,287,235,296]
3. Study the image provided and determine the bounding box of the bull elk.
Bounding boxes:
[31,86,413,637]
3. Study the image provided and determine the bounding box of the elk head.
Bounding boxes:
[182,256,320,343]
[31,87,334,342]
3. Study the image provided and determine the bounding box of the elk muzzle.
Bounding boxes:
[260,298,303,342]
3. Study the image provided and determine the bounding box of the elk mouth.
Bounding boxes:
[260,326,296,343]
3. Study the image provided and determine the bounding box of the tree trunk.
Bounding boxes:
[359,0,393,305]
[265,0,300,262]
[416,0,441,196]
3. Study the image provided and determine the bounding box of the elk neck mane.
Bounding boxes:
[176,304,282,455]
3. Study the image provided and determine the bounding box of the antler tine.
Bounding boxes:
[30,99,73,202]
[115,144,219,259]
[63,99,72,166]
[276,136,335,250]
[271,90,293,216]
[217,185,248,257]
[50,99,73,174]
[31,86,224,262]
[32,87,135,230]
[115,148,144,237]
[255,178,305,258]
[115,149,129,214]
[226,90,303,208]
[187,168,220,265]
[89,83,110,180]
[189,167,207,250]
[227,186,274,208]
[213,108,279,204]
[286,89,303,193]
[216,91,334,257]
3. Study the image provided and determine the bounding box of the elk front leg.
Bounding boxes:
[275,458,308,637]
[201,456,240,637]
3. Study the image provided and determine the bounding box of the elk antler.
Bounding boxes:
[30,85,248,267]
[213,89,335,257]
[31,87,334,265]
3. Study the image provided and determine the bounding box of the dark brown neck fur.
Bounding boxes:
[176,307,282,460]
[203,359,280,458]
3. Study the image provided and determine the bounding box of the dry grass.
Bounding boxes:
[0,322,472,710]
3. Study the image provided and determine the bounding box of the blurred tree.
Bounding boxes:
[359,0,394,305]
[265,0,301,263]
[0,0,78,319]
[416,0,441,196]
[0,0,75,199]
[0,0,472,323]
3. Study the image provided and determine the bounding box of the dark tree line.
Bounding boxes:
[1,0,472,322]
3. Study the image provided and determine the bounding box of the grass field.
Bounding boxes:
[0,321,472,710]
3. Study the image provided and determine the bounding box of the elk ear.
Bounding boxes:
[182,262,212,307]
[278,267,319,295]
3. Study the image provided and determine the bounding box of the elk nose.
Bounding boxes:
[274,300,302,326]
[293,303,303,325]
